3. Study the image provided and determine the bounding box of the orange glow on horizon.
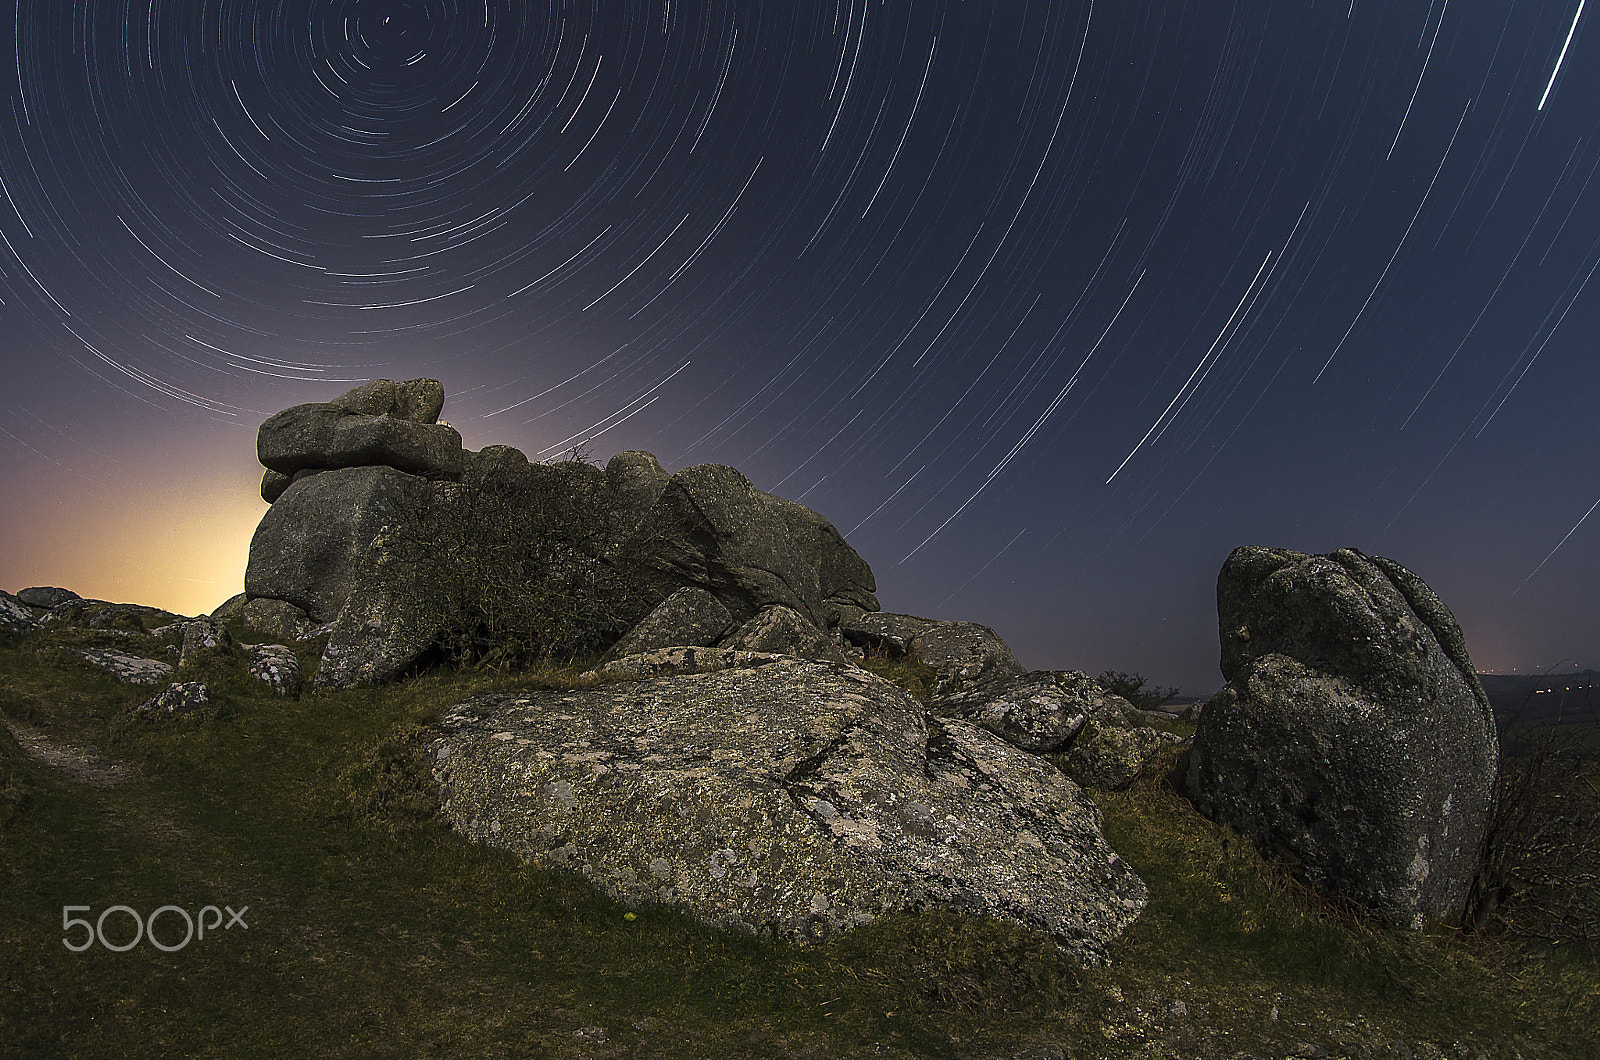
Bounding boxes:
[1,461,267,619]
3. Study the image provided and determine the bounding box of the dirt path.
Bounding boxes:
[4,719,130,786]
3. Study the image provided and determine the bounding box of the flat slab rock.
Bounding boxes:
[431,658,1146,963]
[62,648,175,686]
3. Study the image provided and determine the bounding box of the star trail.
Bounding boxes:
[2,0,1597,693]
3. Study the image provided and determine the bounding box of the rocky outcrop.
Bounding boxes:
[431,658,1147,962]
[1,591,42,635]
[247,465,438,623]
[43,599,186,630]
[243,380,882,688]
[1185,546,1498,928]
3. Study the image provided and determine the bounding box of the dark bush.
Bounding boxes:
[1096,670,1180,712]
[385,450,654,670]
[1463,685,1600,943]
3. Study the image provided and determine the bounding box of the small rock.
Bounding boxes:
[1060,721,1183,790]
[136,682,210,715]
[248,644,303,696]
[180,618,234,666]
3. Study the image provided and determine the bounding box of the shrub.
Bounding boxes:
[1096,670,1180,712]
[383,449,655,671]
[1463,685,1600,943]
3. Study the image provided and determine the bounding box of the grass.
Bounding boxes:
[1,621,1595,1059]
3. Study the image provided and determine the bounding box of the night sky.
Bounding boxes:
[2,1,1596,695]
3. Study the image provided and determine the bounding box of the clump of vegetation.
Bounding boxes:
[382,447,655,671]
[1097,670,1181,711]
[0,725,33,830]
[339,723,443,834]
[856,643,940,699]
[1464,683,1600,944]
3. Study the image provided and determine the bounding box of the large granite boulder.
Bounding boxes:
[312,530,445,691]
[614,463,879,633]
[246,466,438,623]
[1185,546,1498,927]
[17,586,80,608]
[430,658,1147,962]
[240,598,320,643]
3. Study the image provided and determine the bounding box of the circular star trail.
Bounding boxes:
[2,1,1597,691]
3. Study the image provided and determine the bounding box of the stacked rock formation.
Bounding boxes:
[243,378,882,689]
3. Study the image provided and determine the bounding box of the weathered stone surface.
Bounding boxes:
[261,469,293,504]
[328,415,465,478]
[1186,546,1498,927]
[312,531,443,691]
[18,587,79,608]
[615,463,879,633]
[136,681,210,715]
[717,605,849,664]
[248,644,303,696]
[1060,721,1183,791]
[245,466,438,623]
[579,648,787,685]
[932,670,1129,753]
[332,378,445,422]
[431,659,1146,962]
[1,591,41,635]
[605,450,671,532]
[64,649,174,686]
[605,587,732,659]
[180,618,233,667]
[256,379,460,480]
[240,598,319,642]
[838,611,938,655]
[210,593,247,621]
[909,621,1026,695]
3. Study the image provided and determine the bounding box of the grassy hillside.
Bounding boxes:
[1,619,1594,1059]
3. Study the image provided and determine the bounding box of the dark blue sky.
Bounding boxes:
[2,1,1596,694]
